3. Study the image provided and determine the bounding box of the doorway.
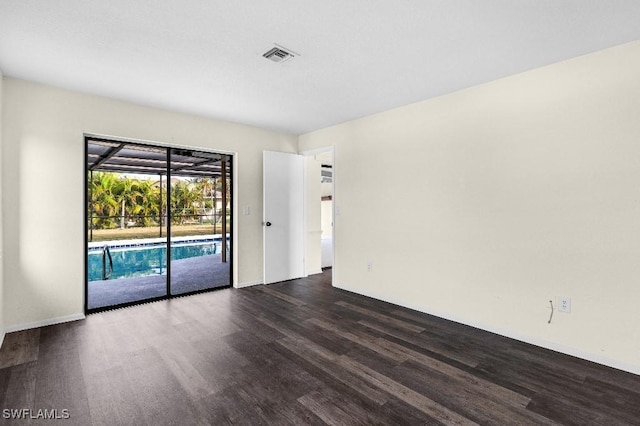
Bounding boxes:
[85,137,233,312]
[318,151,334,270]
[261,147,335,286]
[302,146,334,280]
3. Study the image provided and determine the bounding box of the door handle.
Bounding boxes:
[265,221,272,227]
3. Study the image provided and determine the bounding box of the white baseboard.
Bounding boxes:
[236,280,263,289]
[4,313,85,334]
[334,282,640,376]
[0,331,5,350]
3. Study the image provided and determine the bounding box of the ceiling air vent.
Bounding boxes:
[262,44,298,64]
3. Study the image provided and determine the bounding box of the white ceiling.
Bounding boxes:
[1,1,640,135]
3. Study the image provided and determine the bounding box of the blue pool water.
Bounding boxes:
[88,241,223,281]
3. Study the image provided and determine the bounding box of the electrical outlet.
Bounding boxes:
[367,261,373,272]
[558,297,571,313]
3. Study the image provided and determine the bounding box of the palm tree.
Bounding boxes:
[89,172,119,229]
[136,179,161,226]
[113,177,144,229]
[171,180,201,224]
[214,175,231,230]
[194,177,216,223]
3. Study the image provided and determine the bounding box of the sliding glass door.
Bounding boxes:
[169,148,232,295]
[85,137,232,313]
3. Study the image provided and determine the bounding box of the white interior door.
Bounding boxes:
[263,151,305,284]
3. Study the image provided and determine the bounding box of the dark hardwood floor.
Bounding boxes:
[1,269,639,425]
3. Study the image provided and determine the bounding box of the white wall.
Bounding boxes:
[0,70,4,345]
[305,156,322,275]
[2,78,297,329]
[321,199,332,238]
[321,182,332,198]
[299,41,640,374]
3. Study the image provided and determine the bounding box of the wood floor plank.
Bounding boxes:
[370,334,531,408]
[236,287,313,324]
[0,361,37,412]
[526,391,627,426]
[152,337,219,400]
[378,398,445,426]
[84,366,147,426]
[270,341,439,425]
[253,311,358,356]
[523,373,640,426]
[276,336,390,405]
[229,311,288,342]
[197,388,272,426]
[335,355,477,425]
[271,402,327,426]
[34,336,92,425]
[0,328,40,369]
[335,301,426,333]
[119,346,208,425]
[358,319,480,367]
[258,285,307,306]
[474,356,587,399]
[297,390,369,426]
[0,366,11,407]
[582,376,640,417]
[389,308,510,353]
[390,360,558,426]
[305,317,410,363]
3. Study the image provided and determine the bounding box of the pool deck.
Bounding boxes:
[88,253,230,310]
[88,234,230,250]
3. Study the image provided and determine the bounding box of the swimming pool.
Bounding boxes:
[88,240,226,281]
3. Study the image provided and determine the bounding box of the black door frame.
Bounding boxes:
[84,136,234,314]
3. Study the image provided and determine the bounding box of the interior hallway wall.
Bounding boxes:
[2,78,297,329]
[299,41,640,374]
[321,182,333,268]
[320,180,333,231]
[305,155,322,275]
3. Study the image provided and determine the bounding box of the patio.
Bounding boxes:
[88,254,230,310]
